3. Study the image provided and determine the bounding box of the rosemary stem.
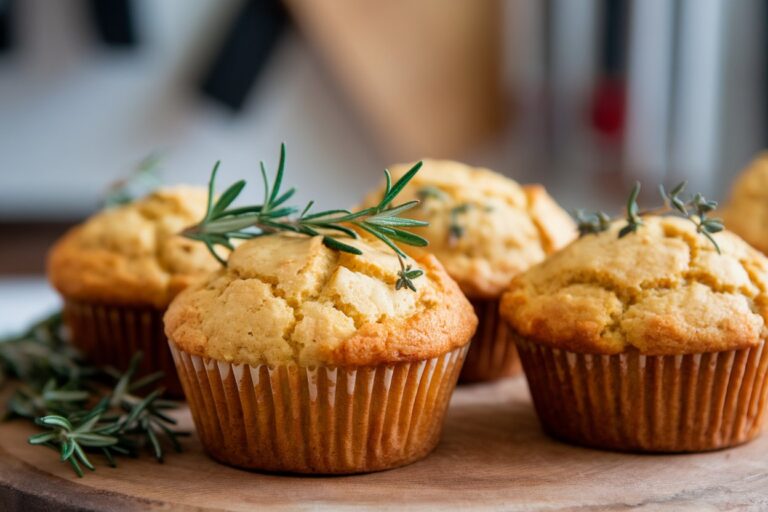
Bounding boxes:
[185,146,429,291]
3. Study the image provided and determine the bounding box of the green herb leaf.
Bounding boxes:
[576,180,723,252]
[182,145,429,291]
[1,316,188,478]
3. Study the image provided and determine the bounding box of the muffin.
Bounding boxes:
[164,233,476,474]
[500,216,768,452]
[360,160,575,382]
[47,186,220,396]
[722,153,768,253]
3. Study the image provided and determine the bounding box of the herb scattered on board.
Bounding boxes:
[182,144,430,291]
[103,153,163,207]
[574,181,724,253]
[0,313,187,477]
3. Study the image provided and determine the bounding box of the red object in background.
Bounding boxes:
[590,78,626,141]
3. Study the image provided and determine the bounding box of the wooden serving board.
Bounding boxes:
[1,377,767,511]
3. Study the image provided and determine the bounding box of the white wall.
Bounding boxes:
[0,0,382,219]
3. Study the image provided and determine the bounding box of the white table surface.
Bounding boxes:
[0,277,61,337]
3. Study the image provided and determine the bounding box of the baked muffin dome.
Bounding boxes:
[164,233,477,367]
[48,186,220,309]
[360,160,576,298]
[501,216,768,355]
[723,153,768,253]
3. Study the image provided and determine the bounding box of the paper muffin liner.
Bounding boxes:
[169,341,469,474]
[459,298,522,383]
[515,335,768,452]
[63,300,184,397]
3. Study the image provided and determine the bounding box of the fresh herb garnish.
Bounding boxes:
[575,181,724,253]
[574,210,612,237]
[104,153,162,207]
[659,182,724,251]
[182,144,430,291]
[416,185,475,246]
[396,258,424,292]
[618,182,644,238]
[417,185,448,202]
[1,313,186,477]
[448,203,471,246]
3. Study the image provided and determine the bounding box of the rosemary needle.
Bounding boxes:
[183,144,430,291]
[1,313,187,478]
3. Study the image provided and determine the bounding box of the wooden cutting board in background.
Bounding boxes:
[284,0,506,161]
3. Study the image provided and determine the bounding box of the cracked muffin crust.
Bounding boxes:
[723,153,768,254]
[48,186,220,309]
[500,216,768,354]
[360,160,576,299]
[164,233,477,367]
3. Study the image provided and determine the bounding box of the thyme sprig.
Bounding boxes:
[183,144,430,291]
[575,181,724,253]
[1,313,187,477]
[618,182,644,238]
[574,210,612,237]
[659,182,724,251]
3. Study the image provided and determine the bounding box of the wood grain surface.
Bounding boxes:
[1,377,767,511]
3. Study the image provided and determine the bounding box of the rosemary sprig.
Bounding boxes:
[1,313,186,477]
[183,144,430,291]
[0,312,86,389]
[575,181,724,253]
[104,153,162,207]
[396,257,424,292]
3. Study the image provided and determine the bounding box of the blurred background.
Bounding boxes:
[0,0,765,283]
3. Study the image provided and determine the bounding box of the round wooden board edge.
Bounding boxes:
[0,444,184,512]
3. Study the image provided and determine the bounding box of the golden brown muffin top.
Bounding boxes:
[500,216,768,355]
[360,160,576,299]
[722,153,768,254]
[164,233,477,367]
[47,186,221,309]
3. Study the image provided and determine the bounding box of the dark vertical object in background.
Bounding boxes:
[87,0,138,47]
[590,0,628,141]
[666,0,683,179]
[0,0,14,52]
[200,0,288,112]
[600,0,628,77]
[541,0,555,156]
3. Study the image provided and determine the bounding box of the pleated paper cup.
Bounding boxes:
[63,299,184,397]
[459,298,522,383]
[515,335,768,452]
[169,341,469,474]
